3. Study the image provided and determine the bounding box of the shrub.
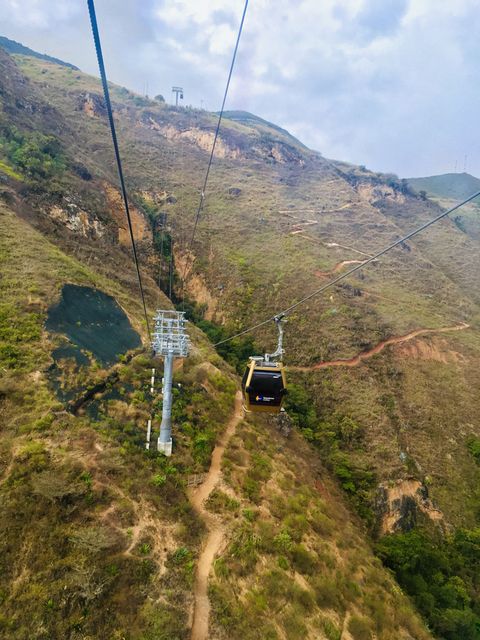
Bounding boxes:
[318,617,342,640]
[249,453,272,482]
[209,583,241,631]
[179,297,256,374]
[229,524,260,575]
[32,471,84,503]
[284,513,309,542]
[290,544,317,575]
[467,438,480,464]
[70,526,116,554]
[273,530,293,554]
[243,475,261,502]
[310,510,334,536]
[283,612,307,638]
[140,601,187,640]
[435,608,479,640]
[348,615,372,640]
[284,383,317,432]
[312,575,343,609]
[206,489,240,514]
[0,125,66,179]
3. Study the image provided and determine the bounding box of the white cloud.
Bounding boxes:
[3,0,81,29]
[1,0,480,176]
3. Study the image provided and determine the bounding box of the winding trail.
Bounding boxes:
[189,391,244,640]
[289,323,470,372]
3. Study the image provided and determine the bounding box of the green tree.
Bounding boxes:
[0,126,65,179]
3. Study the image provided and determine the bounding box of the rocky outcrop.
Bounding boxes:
[144,115,306,166]
[356,182,406,205]
[147,120,243,160]
[255,140,306,166]
[77,92,107,118]
[375,478,443,535]
[48,202,105,238]
[174,248,225,323]
[275,410,293,437]
[102,182,150,245]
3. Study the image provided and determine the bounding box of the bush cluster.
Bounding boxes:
[0,125,66,179]
[285,383,376,525]
[180,297,256,374]
[377,528,480,640]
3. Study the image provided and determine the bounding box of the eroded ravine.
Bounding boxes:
[189,391,244,640]
[290,323,470,371]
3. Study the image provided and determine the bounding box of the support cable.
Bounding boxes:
[87,0,151,340]
[215,188,480,347]
[159,219,165,291]
[169,235,174,301]
[180,0,249,299]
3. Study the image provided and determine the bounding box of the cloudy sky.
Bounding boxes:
[2,0,480,177]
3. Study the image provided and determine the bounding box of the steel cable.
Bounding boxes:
[180,0,249,302]
[87,0,151,340]
[214,188,480,346]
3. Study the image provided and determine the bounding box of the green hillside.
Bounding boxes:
[407,172,480,201]
[1,42,480,639]
[0,35,78,70]
[222,110,308,147]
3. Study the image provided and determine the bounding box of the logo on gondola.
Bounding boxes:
[256,395,274,402]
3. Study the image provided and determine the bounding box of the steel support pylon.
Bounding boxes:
[152,310,189,457]
[158,352,173,455]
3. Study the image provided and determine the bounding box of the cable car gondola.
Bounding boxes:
[241,316,287,413]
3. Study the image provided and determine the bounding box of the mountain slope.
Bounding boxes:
[0,201,431,639]
[1,43,480,638]
[407,172,480,245]
[407,172,480,201]
[0,35,78,69]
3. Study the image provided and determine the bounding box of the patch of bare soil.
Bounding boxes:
[103,182,150,245]
[174,248,225,323]
[378,478,443,535]
[314,259,367,278]
[396,336,467,364]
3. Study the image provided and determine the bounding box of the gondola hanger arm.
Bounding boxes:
[264,314,286,362]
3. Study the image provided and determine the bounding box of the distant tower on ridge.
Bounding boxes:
[172,86,184,106]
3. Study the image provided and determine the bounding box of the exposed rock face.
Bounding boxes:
[174,248,225,323]
[356,181,406,205]
[375,478,443,535]
[102,182,150,245]
[78,92,107,118]
[48,202,105,238]
[275,410,293,437]
[136,189,169,206]
[148,120,243,160]
[257,141,306,166]
[144,115,306,166]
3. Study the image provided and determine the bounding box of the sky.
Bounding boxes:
[2,0,480,178]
